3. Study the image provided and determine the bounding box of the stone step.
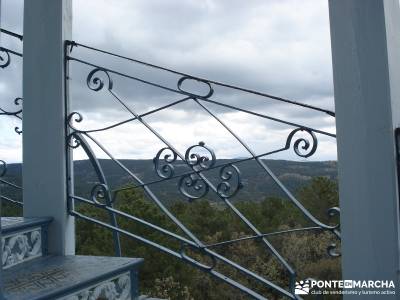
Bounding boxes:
[1,217,52,269]
[3,255,143,300]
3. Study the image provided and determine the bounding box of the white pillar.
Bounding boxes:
[23,0,74,255]
[329,0,400,296]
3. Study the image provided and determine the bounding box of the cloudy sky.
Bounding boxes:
[0,0,336,163]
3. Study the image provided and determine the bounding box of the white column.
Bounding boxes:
[23,0,74,255]
[329,0,400,296]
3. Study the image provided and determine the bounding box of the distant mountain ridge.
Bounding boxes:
[2,159,337,203]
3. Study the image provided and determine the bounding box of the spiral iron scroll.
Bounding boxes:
[286,128,318,158]
[87,68,113,92]
[185,141,216,170]
[91,183,113,207]
[217,164,243,198]
[153,147,178,179]
[67,112,84,148]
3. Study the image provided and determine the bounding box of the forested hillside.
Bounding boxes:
[76,177,341,299]
[1,161,340,299]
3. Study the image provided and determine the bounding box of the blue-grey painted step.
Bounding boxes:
[3,255,143,300]
[1,217,52,235]
[1,217,52,269]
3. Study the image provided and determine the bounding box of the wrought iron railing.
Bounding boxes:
[0,28,23,210]
[65,40,340,299]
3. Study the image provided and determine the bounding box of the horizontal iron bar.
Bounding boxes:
[204,226,323,248]
[67,56,183,95]
[0,28,23,41]
[71,209,182,257]
[199,98,336,138]
[67,40,335,117]
[73,96,191,134]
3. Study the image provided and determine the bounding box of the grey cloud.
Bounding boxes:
[1,0,337,161]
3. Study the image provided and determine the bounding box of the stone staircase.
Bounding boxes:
[1,217,144,300]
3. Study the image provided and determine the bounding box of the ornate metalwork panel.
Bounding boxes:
[65,39,341,300]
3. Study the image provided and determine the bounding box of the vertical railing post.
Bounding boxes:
[23,0,74,255]
[329,0,400,297]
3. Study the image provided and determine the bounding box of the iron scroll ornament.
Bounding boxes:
[153,147,177,179]
[153,142,243,201]
[177,76,214,98]
[87,67,113,91]
[285,127,318,158]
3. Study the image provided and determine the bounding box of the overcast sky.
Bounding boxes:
[0,0,337,163]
